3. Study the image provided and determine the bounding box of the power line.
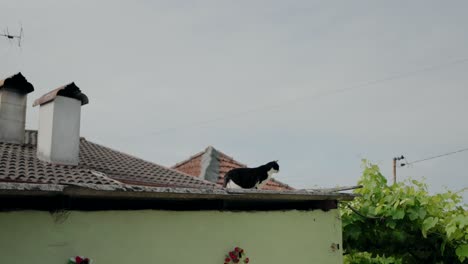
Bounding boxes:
[146,57,468,136]
[402,147,468,166]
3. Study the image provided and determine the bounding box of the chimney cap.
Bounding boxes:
[33,82,89,107]
[0,72,34,94]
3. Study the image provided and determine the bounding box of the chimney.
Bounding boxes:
[33,83,88,165]
[0,73,34,144]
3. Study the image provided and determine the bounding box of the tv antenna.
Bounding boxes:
[0,26,23,47]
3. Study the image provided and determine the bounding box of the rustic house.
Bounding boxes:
[0,73,354,264]
[173,146,293,190]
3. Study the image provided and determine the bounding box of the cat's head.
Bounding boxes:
[267,160,280,172]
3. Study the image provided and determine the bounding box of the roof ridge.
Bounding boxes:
[199,146,221,183]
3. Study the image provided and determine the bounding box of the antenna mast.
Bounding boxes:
[0,25,23,47]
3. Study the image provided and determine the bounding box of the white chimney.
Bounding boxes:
[33,83,88,165]
[0,73,34,144]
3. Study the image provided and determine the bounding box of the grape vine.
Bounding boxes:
[341,161,468,263]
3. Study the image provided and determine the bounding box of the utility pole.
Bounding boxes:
[392,155,405,184]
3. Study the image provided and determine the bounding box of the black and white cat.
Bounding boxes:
[223,161,280,189]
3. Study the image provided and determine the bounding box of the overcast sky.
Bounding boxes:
[1,1,467,202]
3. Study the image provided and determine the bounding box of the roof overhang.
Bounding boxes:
[0,182,356,211]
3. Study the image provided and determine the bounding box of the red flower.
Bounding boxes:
[75,256,83,264]
[225,247,248,264]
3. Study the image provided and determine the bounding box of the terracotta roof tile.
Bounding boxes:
[0,131,217,189]
[172,151,204,178]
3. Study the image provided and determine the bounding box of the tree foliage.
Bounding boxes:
[341,161,468,263]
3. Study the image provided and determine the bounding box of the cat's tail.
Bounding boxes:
[223,173,231,188]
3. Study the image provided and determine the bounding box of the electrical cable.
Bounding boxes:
[401,147,468,167]
[148,57,468,136]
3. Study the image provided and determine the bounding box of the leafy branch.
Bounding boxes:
[341,161,468,264]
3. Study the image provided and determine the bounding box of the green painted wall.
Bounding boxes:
[0,209,343,264]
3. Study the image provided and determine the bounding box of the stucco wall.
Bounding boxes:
[0,209,343,264]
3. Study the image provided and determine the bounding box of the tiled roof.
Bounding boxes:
[172,146,294,191]
[0,131,217,189]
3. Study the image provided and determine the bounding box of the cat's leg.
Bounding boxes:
[227,181,242,189]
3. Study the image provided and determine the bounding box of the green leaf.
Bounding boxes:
[406,197,415,206]
[387,220,396,229]
[455,215,468,228]
[422,217,439,237]
[446,225,457,239]
[392,209,405,220]
[408,209,419,221]
[456,244,468,262]
[346,224,361,240]
[418,208,427,219]
[375,205,383,214]
[440,240,446,255]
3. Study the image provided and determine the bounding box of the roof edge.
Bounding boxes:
[0,182,356,202]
